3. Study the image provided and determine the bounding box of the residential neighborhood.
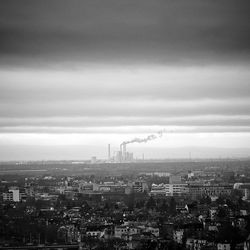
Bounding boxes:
[0,160,250,249]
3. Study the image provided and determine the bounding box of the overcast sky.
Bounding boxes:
[0,0,250,160]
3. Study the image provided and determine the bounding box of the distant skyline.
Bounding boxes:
[0,0,250,160]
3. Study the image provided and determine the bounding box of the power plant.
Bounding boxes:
[107,131,164,163]
[107,143,134,163]
[119,143,134,162]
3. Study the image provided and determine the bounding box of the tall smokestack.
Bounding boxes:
[120,144,123,162]
[123,144,126,161]
[108,144,111,160]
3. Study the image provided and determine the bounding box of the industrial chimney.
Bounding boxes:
[123,143,126,161]
[108,144,111,160]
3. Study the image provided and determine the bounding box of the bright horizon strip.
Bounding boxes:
[0,132,250,148]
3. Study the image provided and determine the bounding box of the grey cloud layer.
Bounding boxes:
[1,115,250,127]
[1,0,250,136]
[1,126,250,134]
[1,66,250,133]
[1,69,250,101]
[1,99,250,118]
[1,0,250,66]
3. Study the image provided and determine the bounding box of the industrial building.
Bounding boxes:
[108,143,134,163]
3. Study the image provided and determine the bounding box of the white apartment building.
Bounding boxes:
[165,184,189,196]
[2,187,27,202]
[2,187,20,202]
[9,187,20,202]
[150,183,189,196]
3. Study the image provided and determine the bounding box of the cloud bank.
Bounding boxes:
[0,0,250,159]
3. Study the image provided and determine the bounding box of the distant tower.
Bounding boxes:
[108,144,111,160]
[91,156,97,164]
[123,144,126,161]
[120,144,122,161]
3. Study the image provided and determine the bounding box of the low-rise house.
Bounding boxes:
[244,234,250,250]
[173,229,184,244]
[115,226,129,238]
[115,225,141,239]
[186,238,207,250]
[57,225,80,243]
[86,230,102,238]
[145,226,159,237]
[217,242,231,250]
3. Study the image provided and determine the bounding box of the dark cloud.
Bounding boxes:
[0,0,250,66]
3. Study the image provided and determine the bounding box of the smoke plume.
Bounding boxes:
[121,130,164,146]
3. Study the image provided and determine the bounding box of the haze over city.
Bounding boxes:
[1,0,250,160]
